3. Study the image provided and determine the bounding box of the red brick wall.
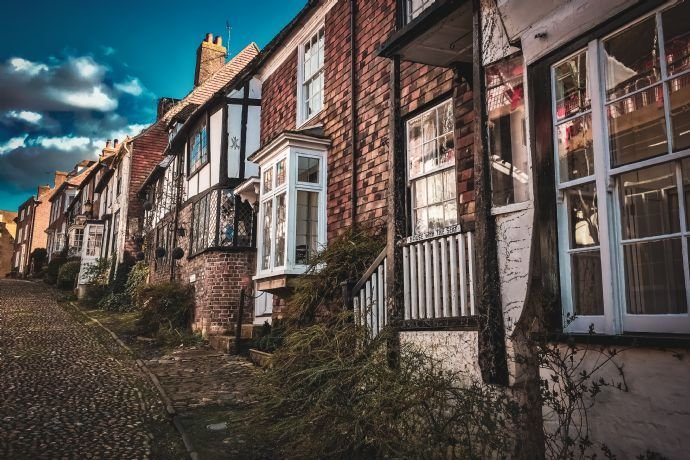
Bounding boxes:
[260,51,299,147]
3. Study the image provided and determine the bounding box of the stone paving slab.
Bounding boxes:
[0,280,184,459]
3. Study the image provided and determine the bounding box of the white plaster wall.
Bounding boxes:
[228,104,243,179]
[245,106,261,178]
[497,0,637,65]
[210,108,223,186]
[400,330,481,379]
[541,346,690,459]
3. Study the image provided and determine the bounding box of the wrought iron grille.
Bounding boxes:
[190,187,255,255]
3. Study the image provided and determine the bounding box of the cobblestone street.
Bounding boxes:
[0,279,184,459]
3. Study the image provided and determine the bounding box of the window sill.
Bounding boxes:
[296,111,323,130]
[551,332,690,349]
[490,200,532,216]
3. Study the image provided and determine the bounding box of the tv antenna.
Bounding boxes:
[226,20,232,58]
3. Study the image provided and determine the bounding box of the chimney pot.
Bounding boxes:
[113,139,119,147]
[106,139,111,148]
[206,33,213,42]
[214,36,222,46]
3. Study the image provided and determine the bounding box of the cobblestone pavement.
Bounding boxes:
[0,280,183,459]
[146,349,258,414]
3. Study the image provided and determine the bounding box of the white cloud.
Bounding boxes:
[35,135,92,151]
[50,85,118,111]
[72,57,101,79]
[115,77,144,96]
[6,110,42,124]
[0,135,28,154]
[101,46,116,56]
[9,58,48,76]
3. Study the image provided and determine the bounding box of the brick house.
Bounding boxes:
[11,185,52,276]
[138,36,260,336]
[240,0,690,457]
[0,210,17,277]
[46,161,96,261]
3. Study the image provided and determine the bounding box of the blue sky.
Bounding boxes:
[0,0,305,210]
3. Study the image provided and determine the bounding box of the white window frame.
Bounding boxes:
[296,25,325,127]
[256,146,327,279]
[406,98,458,237]
[552,1,690,335]
[405,0,435,24]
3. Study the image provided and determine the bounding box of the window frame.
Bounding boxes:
[296,25,326,127]
[256,147,327,278]
[485,52,534,214]
[404,0,436,24]
[187,116,210,177]
[552,2,690,335]
[405,98,459,238]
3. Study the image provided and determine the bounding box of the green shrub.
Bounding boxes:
[57,260,81,290]
[81,258,111,306]
[44,255,66,285]
[251,320,286,353]
[126,261,149,308]
[137,282,194,335]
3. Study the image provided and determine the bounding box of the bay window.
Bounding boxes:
[553,1,690,334]
[255,136,327,278]
[407,99,457,235]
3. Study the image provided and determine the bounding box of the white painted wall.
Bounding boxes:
[228,104,243,179]
[210,108,223,186]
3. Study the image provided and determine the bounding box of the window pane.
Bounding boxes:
[298,157,320,183]
[276,160,286,187]
[669,74,690,152]
[443,169,456,201]
[427,204,444,231]
[275,194,286,267]
[296,191,319,265]
[427,171,443,204]
[662,1,690,76]
[684,159,690,229]
[603,16,660,101]
[263,167,273,193]
[261,200,273,270]
[571,251,605,316]
[620,163,680,240]
[566,183,599,248]
[438,100,454,135]
[557,114,595,181]
[444,200,458,227]
[408,118,423,177]
[554,50,589,120]
[413,177,427,208]
[487,54,529,206]
[414,208,428,234]
[624,238,687,314]
[608,85,668,167]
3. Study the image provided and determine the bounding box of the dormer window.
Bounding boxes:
[297,27,325,125]
[189,118,209,175]
[253,133,329,280]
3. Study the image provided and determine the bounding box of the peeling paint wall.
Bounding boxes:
[400,330,481,379]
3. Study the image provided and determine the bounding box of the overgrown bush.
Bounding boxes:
[57,260,81,290]
[137,282,194,335]
[230,314,520,459]
[289,226,385,324]
[98,260,135,311]
[30,248,48,275]
[81,258,111,306]
[250,320,286,353]
[126,261,149,309]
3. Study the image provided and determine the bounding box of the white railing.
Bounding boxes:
[402,229,476,320]
[352,249,388,339]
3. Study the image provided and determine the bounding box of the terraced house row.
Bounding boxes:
[11,0,690,456]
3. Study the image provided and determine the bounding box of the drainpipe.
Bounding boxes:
[349,0,358,227]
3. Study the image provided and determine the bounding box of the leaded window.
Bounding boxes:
[189,119,209,174]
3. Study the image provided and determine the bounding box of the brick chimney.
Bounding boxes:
[194,33,226,87]
[54,171,68,188]
[157,97,180,120]
[37,185,51,198]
